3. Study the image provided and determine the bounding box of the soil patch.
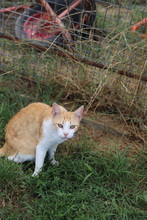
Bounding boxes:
[78,113,146,157]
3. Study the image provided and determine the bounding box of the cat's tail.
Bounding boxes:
[0,143,8,157]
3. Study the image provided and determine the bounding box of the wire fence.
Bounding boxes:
[0,0,147,139]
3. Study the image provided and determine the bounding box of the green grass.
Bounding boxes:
[0,142,146,219]
[0,3,146,219]
[0,75,147,220]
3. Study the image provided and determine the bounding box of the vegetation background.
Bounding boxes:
[0,0,147,219]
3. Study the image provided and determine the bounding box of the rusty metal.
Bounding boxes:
[38,0,72,43]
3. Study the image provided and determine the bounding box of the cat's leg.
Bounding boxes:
[8,153,35,163]
[48,145,59,166]
[8,153,22,163]
[32,143,48,177]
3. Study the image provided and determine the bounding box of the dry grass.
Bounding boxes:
[0,2,147,146]
[0,4,147,219]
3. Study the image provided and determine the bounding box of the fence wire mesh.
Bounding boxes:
[0,0,147,141]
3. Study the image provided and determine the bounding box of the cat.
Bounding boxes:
[0,102,84,176]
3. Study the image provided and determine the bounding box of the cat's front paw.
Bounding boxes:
[50,159,59,166]
[32,172,38,177]
[32,168,42,177]
[32,171,39,177]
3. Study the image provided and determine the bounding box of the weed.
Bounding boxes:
[0,2,146,218]
[0,83,146,219]
[0,141,146,219]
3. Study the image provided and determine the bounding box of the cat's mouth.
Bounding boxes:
[61,136,69,140]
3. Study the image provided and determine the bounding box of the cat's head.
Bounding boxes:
[51,103,84,140]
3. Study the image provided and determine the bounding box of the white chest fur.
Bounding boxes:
[32,119,65,176]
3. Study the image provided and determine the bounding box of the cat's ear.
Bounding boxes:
[52,103,61,117]
[74,106,84,122]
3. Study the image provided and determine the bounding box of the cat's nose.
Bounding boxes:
[63,133,68,137]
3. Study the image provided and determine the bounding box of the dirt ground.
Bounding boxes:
[78,113,146,157]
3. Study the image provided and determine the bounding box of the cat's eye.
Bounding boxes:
[70,125,76,129]
[58,124,63,128]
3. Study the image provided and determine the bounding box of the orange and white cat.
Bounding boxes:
[0,102,84,176]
